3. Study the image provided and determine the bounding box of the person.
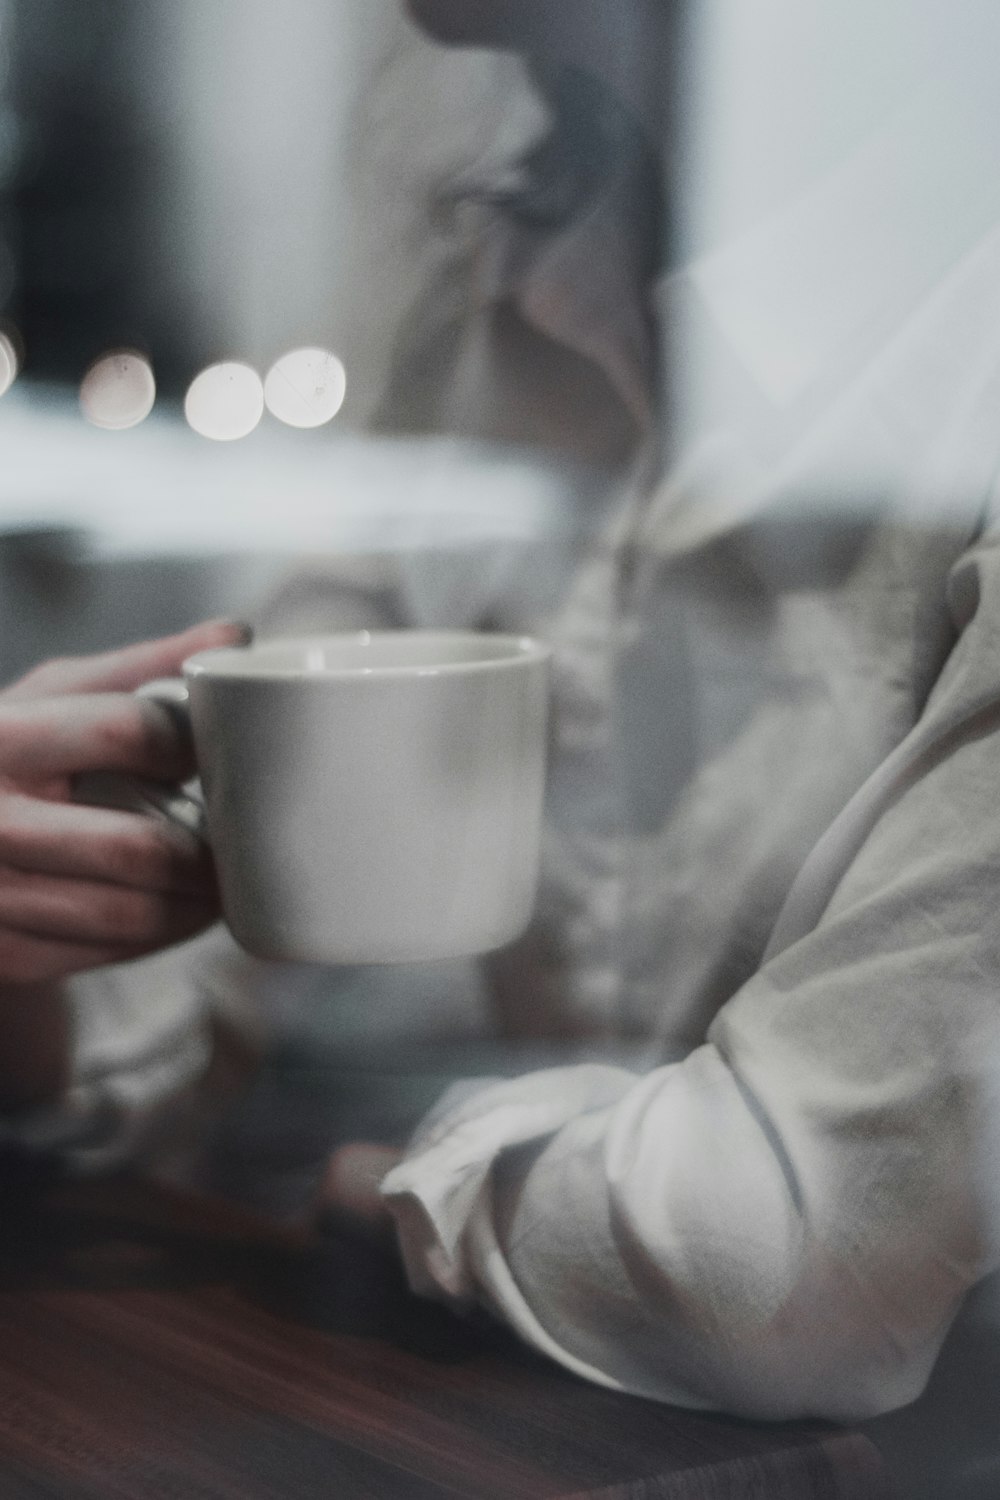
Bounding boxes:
[325,0,1000,1426]
[4,0,1000,1440]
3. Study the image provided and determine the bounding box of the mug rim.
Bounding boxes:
[184,629,551,682]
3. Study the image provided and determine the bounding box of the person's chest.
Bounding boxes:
[538,512,970,1046]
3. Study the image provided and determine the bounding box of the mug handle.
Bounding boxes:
[72,678,209,842]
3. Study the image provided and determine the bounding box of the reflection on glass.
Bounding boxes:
[79,349,156,430]
[0,233,13,307]
[263,346,347,429]
[184,361,264,442]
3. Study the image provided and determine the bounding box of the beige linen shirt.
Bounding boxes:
[380,50,1000,1421]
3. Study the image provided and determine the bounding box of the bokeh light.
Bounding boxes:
[0,330,17,399]
[263,347,346,429]
[185,361,264,441]
[79,350,156,430]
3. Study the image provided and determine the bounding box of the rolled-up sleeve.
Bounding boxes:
[383,544,1000,1421]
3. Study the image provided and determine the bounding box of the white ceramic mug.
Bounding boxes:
[111,631,551,964]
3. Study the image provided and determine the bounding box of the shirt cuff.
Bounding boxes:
[381,1064,633,1304]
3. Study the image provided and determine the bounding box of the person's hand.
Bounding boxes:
[316,1143,403,1245]
[0,619,248,985]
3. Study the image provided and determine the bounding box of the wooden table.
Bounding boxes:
[0,1168,895,1499]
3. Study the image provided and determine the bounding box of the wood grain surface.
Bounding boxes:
[0,1171,896,1499]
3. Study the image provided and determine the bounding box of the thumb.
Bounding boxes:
[316,1144,403,1242]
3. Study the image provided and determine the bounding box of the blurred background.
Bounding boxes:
[1,0,943,672]
[1,0,980,679]
[0,0,607,681]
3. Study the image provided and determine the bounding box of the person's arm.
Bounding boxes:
[373,541,1000,1422]
[0,619,248,1114]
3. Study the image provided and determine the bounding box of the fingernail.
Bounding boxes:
[204,619,254,645]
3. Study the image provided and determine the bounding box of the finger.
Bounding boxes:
[0,867,218,949]
[4,620,252,701]
[0,927,192,985]
[0,793,216,896]
[0,694,198,783]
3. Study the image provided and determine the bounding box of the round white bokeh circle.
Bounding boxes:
[0,333,16,399]
[80,351,156,430]
[263,347,347,429]
[185,362,264,441]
